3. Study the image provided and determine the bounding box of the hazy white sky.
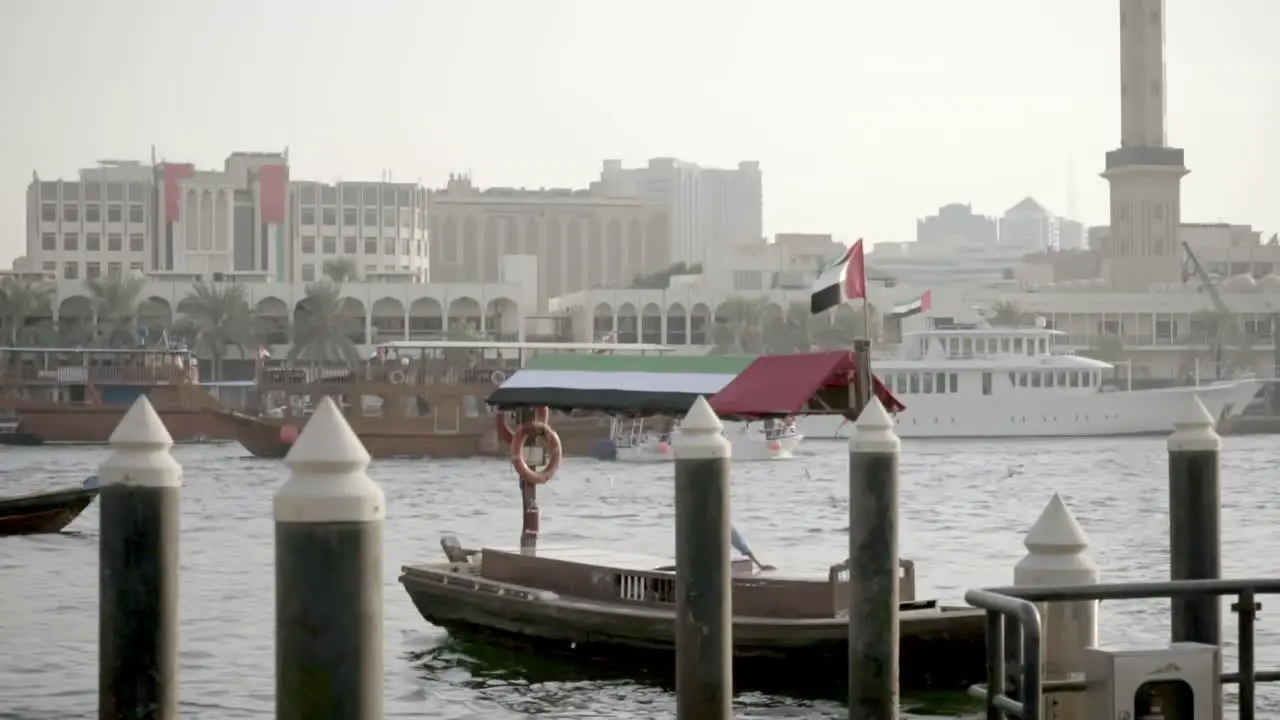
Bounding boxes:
[2,0,1276,266]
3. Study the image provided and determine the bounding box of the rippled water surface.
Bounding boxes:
[3,434,1280,718]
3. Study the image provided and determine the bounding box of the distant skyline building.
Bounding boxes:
[916,203,997,247]
[597,157,763,267]
[1100,0,1188,290]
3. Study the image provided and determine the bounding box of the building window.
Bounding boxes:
[342,186,359,205]
[108,261,122,277]
[107,204,122,223]
[366,264,377,276]
[322,236,337,254]
[343,207,358,226]
[384,239,396,255]
[128,183,147,201]
[42,261,56,275]
[301,236,316,253]
[382,209,395,226]
[85,183,102,202]
[416,239,423,256]
[106,182,124,202]
[321,208,336,226]
[302,264,316,282]
[343,237,358,254]
[63,262,79,280]
[41,203,56,222]
[301,206,316,225]
[321,186,338,205]
[364,239,377,254]
[40,182,59,201]
[129,261,145,274]
[63,204,79,222]
[63,232,79,251]
[85,204,101,223]
[86,262,102,279]
[129,233,145,252]
[41,233,56,251]
[107,233,122,252]
[129,204,145,223]
[299,185,317,204]
[87,233,101,252]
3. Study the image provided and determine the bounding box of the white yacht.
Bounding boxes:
[802,327,1263,440]
[607,417,803,463]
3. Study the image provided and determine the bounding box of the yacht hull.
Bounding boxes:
[801,380,1263,440]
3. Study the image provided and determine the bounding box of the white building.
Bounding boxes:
[598,157,763,266]
[20,153,428,285]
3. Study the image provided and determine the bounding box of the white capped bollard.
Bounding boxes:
[275,397,384,720]
[99,395,183,720]
[1014,493,1099,720]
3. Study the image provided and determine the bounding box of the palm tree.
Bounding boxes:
[322,258,360,284]
[710,297,769,354]
[812,303,878,348]
[174,281,254,381]
[288,280,363,366]
[86,273,147,347]
[762,302,818,353]
[1082,334,1125,362]
[988,300,1026,328]
[0,275,55,346]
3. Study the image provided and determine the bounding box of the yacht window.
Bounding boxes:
[1069,372,1080,388]
[1046,372,1055,387]
[1013,338,1023,353]
[949,373,958,393]
[1008,372,1017,386]
[962,338,973,356]
[1056,371,1066,386]
[895,374,907,394]
[909,374,920,393]
[1031,372,1042,388]
[948,338,959,356]
[1000,338,1010,353]
[935,372,946,392]
[1039,339,1047,354]
[923,373,934,394]
[1026,341,1035,356]
[1018,373,1028,387]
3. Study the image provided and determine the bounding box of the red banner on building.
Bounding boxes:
[162,163,195,223]
[259,164,287,224]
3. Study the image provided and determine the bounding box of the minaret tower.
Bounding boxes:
[1101,0,1188,290]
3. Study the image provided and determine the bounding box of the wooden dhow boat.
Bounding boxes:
[201,340,672,460]
[0,479,99,536]
[0,346,230,444]
[400,350,979,695]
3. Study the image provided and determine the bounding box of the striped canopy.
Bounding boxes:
[487,354,756,415]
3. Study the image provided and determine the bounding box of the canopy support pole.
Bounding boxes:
[851,338,873,421]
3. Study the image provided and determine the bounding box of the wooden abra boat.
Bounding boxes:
[0,347,229,444]
[0,483,98,536]
[400,542,984,694]
[203,340,671,460]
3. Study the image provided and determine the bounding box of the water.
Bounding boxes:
[3,435,1280,718]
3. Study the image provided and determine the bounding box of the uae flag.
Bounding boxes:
[889,289,933,319]
[810,239,867,315]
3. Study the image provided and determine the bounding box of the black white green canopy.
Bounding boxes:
[487,354,757,415]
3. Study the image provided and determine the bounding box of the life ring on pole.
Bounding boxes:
[496,406,549,444]
[490,370,507,385]
[510,421,562,485]
[389,369,408,384]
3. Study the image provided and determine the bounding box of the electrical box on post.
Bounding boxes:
[1083,643,1220,719]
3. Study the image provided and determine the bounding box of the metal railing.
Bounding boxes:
[965,578,1280,720]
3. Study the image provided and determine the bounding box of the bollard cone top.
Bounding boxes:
[673,395,730,460]
[285,396,372,468]
[849,396,900,454]
[1023,493,1091,555]
[108,394,174,448]
[1167,393,1220,453]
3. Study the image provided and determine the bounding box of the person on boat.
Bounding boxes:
[731,526,775,572]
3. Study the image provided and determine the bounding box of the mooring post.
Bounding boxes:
[1167,395,1222,646]
[99,395,182,720]
[1014,494,1098,720]
[852,338,873,413]
[520,478,539,554]
[674,395,732,720]
[847,396,901,720]
[275,397,384,720]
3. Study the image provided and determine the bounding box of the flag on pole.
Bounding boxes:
[258,346,271,361]
[810,239,866,315]
[888,289,933,319]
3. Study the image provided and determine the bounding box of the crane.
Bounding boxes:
[1180,241,1241,380]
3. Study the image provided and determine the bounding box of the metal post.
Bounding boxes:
[852,338,873,414]
[1167,394,1222,720]
[275,397,384,720]
[847,396,901,720]
[1167,394,1222,645]
[99,396,182,720]
[673,395,732,720]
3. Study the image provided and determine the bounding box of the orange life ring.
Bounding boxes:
[510,421,562,485]
[496,406,549,444]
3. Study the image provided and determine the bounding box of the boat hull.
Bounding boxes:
[801,380,1263,439]
[0,486,98,536]
[203,407,613,460]
[399,565,984,694]
[11,406,232,444]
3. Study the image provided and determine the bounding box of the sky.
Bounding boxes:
[1,0,1277,267]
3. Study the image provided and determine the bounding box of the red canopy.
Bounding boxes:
[709,350,905,420]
